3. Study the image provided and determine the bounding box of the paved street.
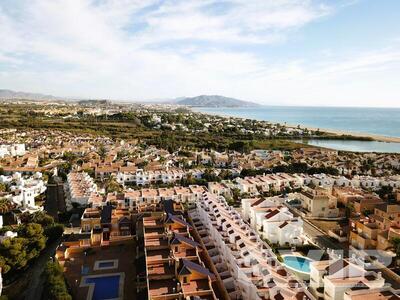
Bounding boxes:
[24,238,62,300]
[286,204,347,252]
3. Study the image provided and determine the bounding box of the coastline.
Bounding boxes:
[288,124,400,143]
[191,107,400,144]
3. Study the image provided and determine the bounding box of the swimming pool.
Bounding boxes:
[83,274,122,300]
[99,261,115,268]
[283,255,311,273]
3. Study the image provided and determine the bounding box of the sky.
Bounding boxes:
[0,0,400,107]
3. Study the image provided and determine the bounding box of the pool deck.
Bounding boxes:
[62,240,136,300]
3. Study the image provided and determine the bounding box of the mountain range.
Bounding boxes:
[173,95,260,107]
[0,89,58,100]
[0,89,260,107]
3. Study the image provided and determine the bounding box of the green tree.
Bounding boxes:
[0,183,6,192]
[98,144,107,160]
[0,198,13,213]
[43,261,72,300]
[105,176,122,193]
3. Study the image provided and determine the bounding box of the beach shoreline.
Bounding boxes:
[192,108,400,143]
[288,124,400,143]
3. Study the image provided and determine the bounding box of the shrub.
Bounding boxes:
[44,262,72,300]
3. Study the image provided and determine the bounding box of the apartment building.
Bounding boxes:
[116,168,186,186]
[235,173,304,194]
[333,187,385,214]
[309,259,385,300]
[92,185,207,211]
[57,206,134,262]
[143,200,222,300]
[350,204,400,251]
[297,187,339,218]
[190,192,314,300]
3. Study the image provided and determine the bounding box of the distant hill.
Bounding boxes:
[175,95,260,107]
[0,89,58,100]
[78,99,111,106]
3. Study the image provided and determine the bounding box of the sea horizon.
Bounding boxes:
[194,106,400,139]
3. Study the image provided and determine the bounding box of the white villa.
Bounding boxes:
[242,197,303,245]
[0,143,26,158]
[0,172,45,213]
[310,259,385,300]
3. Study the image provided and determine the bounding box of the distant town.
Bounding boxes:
[0,99,400,300]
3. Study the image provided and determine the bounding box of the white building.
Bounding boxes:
[0,143,26,158]
[235,173,304,194]
[65,172,97,207]
[190,192,315,300]
[310,259,385,300]
[261,207,303,246]
[296,187,339,218]
[242,197,303,245]
[0,172,45,213]
[116,169,187,186]
[0,230,18,243]
[343,286,400,300]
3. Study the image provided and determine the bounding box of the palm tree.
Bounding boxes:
[0,198,13,213]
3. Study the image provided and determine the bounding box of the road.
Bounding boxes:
[287,204,347,253]
[24,238,61,300]
[302,220,346,253]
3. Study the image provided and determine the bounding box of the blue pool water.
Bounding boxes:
[85,275,120,300]
[99,262,115,268]
[283,256,311,273]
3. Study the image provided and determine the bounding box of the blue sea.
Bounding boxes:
[195,106,400,153]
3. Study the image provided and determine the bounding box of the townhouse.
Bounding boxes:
[235,173,304,194]
[143,199,222,300]
[65,172,98,207]
[296,187,339,218]
[350,204,400,251]
[333,187,385,214]
[309,259,385,300]
[116,168,186,186]
[208,182,232,198]
[190,192,314,300]
[89,185,207,211]
[241,196,303,245]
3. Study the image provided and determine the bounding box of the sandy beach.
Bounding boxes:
[289,124,400,143]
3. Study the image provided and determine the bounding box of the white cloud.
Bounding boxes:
[0,0,399,107]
